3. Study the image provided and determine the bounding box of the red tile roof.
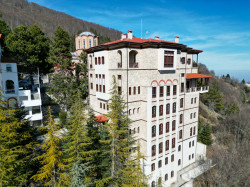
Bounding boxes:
[95,115,108,122]
[84,37,203,54]
[186,73,212,79]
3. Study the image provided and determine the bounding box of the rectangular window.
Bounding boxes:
[90,83,93,89]
[118,86,122,94]
[103,85,105,93]
[159,105,163,116]
[6,65,12,72]
[181,83,184,92]
[102,56,104,64]
[95,57,97,65]
[152,106,156,118]
[99,85,102,92]
[152,87,156,98]
[190,127,193,136]
[96,84,98,91]
[118,75,122,80]
[138,86,140,94]
[167,86,170,96]
[129,87,131,95]
[133,87,136,95]
[181,73,185,77]
[173,85,177,95]
[100,102,102,108]
[180,114,183,124]
[165,140,169,151]
[94,40,96,46]
[160,86,163,97]
[164,51,174,67]
[180,98,184,108]
[181,57,185,64]
[179,130,183,139]
[152,125,156,137]
[193,126,196,135]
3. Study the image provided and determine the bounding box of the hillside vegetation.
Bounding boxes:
[195,64,250,187]
[0,0,121,40]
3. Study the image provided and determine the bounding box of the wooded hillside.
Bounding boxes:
[0,0,121,40]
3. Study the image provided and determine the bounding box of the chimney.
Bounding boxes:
[0,34,2,62]
[175,36,179,43]
[154,36,159,40]
[128,30,133,39]
[121,33,127,40]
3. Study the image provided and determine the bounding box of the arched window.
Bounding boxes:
[152,106,156,118]
[129,109,131,115]
[118,50,122,68]
[133,108,136,114]
[152,125,156,137]
[180,114,183,124]
[165,140,169,151]
[178,159,181,165]
[151,181,155,187]
[137,107,140,113]
[159,123,163,135]
[159,105,163,116]
[173,102,176,113]
[172,138,175,148]
[6,80,15,93]
[129,50,138,68]
[159,142,163,154]
[166,122,169,133]
[165,174,168,181]
[152,145,156,156]
[171,171,174,178]
[178,145,181,152]
[172,120,176,131]
[179,130,183,139]
[166,103,170,114]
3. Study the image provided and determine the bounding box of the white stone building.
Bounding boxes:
[85,30,211,186]
[0,38,43,126]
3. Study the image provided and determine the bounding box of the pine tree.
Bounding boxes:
[200,123,213,146]
[97,76,146,186]
[49,26,72,70]
[63,93,98,186]
[32,106,67,186]
[121,142,147,187]
[6,24,51,75]
[0,94,39,186]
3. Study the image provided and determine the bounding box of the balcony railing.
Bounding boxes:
[6,89,15,94]
[186,86,209,93]
[118,63,122,68]
[129,63,138,68]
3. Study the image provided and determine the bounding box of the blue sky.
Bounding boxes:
[29,0,250,81]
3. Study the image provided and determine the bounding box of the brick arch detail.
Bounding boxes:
[151,80,159,86]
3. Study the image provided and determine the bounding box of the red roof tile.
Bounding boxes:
[95,115,108,122]
[186,73,212,79]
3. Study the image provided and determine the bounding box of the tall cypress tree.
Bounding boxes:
[0,95,39,186]
[32,106,67,186]
[200,123,213,146]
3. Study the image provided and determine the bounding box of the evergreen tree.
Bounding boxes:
[0,95,39,186]
[5,24,51,75]
[200,123,213,146]
[64,93,98,186]
[32,106,67,186]
[0,15,11,57]
[49,26,72,70]
[121,143,147,187]
[97,76,146,186]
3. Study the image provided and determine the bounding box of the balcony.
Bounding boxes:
[129,62,139,68]
[117,63,122,68]
[186,86,209,94]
